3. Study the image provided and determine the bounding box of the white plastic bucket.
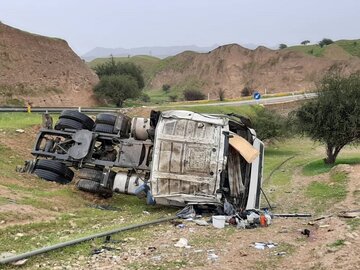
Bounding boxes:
[212,215,226,229]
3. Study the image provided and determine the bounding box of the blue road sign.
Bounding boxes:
[253,92,261,100]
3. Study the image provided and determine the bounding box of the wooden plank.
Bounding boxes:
[229,133,259,163]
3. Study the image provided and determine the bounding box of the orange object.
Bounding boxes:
[260,214,267,227]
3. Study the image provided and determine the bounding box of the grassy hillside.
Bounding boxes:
[87,55,161,84]
[287,39,360,58]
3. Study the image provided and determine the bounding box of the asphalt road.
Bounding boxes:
[175,93,317,107]
[0,93,317,112]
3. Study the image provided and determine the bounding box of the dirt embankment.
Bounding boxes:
[0,23,99,106]
[149,44,360,98]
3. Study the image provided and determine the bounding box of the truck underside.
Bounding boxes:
[22,110,264,210]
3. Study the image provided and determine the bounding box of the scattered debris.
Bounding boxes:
[88,204,121,211]
[193,219,209,226]
[15,129,25,133]
[274,251,286,256]
[176,223,185,229]
[142,211,150,215]
[253,242,278,250]
[338,210,360,218]
[273,213,312,218]
[313,215,332,221]
[207,252,219,261]
[176,205,196,219]
[212,215,226,229]
[174,238,190,248]
[301,229,311,237]
[11,259,28,266]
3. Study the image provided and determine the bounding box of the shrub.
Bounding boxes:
[183,89,206,101]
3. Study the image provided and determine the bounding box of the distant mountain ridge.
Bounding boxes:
[82,43,263,61]
[82,45,221,61]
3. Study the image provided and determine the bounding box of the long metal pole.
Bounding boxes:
[0,216,177,265]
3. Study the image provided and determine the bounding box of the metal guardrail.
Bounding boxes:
[0,107,122,113]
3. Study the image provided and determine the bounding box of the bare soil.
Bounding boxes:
[0,22,98,107]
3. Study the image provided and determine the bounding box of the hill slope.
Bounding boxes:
[0,23,99,106]
[147,43,360,98]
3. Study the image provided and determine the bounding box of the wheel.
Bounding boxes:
[95,113,117,125]
[34,169,72,184]
[54,118,84,130]
[93,123,116,134]
[78,168,104,182]
[76,179,113,198]
[35,159,74,179]
[59,110,95,130]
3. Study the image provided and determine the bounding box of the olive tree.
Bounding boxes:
[296,73,360,164]
[93,57,145,106]
[93,74,140,107]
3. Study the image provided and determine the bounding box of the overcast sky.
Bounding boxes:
[1,0,359,55]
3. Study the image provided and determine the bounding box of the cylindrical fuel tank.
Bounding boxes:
[131,117,151,140]
[112,172,144,195]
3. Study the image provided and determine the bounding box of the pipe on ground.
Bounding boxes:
[0,216,177,265]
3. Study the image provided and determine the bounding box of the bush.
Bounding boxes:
[241,86,253,97]
[94,57,144,89]
[279,44,287,49]
[252,108,292,141]
[183,89,206,101]
[169,94,178,102]
[218,89,225,101]
[319,38,334,48]
[140,93,150,103]
[162,84,171,92]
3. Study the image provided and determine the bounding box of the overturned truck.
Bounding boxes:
[23,110,264,209]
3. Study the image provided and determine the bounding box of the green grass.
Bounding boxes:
[0,112,43,130]
[303,156,360,176]
[306,171,348,213]
[336,39,360,57]
[0,144,24,178]
[287,39,360,58]
[328,239,345,248]
[88,55,161,84]
[286,44,326,57]
[346,218,360,231]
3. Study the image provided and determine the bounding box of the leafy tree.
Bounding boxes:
[94,57,144,89]
[162,84,171,92]
[218,89,225,101]
[93,75,140,107]
[183,89,206,101]
[295,72,360,164]
[241,86,253,97]
[252,107,291,141]
[301,40,310,45]
[169,94,178,102]
[140,93,150,103]
[93,57,145,107]
[279,44,287,49]
[318,38,334,48]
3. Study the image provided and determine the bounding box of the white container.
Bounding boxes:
[212,215,226,229]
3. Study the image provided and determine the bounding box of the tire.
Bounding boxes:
[35,159,74,180]
[78,168,104,182]
[34,169,72,184]
[54,118,84,130]
[96,113,117,125]
[93,123,116,134]
[59,110,95,130]
[76,179,113,198]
